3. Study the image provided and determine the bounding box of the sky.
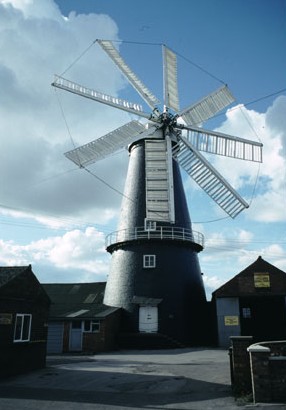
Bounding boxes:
[0,0,285,300]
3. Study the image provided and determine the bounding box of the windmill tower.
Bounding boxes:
[52,41,262,346]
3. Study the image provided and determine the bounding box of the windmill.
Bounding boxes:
[52,40,262,346]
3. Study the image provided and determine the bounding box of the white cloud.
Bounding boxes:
[1,0,61,19]
[212,97,286,222]
[238,229,253,242]
[203,274,225,300]
[203,228,253,252]
[0,227,110,277]
[0,0,131,228]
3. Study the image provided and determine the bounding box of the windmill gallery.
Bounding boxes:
[51,40,264,347]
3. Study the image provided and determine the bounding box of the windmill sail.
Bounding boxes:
[65,121,149,167]
[163,46,179,112]
[54,40,262,221]
[172,135,249,218]
[145,137,175,223]
[97,40,160,110]
[182,126,263,162]
[179,85,235,126]
[52,75,151,119]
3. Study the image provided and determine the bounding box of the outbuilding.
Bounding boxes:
[0,265,50,378]
[43,282,121,354]
[213,256,286,347]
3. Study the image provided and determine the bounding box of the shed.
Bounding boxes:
[43,282,121,354]
[0,265,50,378]
[212,256,286,347]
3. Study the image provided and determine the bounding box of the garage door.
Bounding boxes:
[46,322,64,354]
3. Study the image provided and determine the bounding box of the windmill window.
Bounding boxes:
[14,314,32,342]
[144,219,157,231]
[143,255,156,268]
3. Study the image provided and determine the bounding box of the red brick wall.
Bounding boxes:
[248,342,286,403]
[82,310,121,353]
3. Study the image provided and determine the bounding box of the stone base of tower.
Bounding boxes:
[104,240,209,348]
[110,299,211,349]
[104,241,210,347]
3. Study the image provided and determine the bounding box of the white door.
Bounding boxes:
[139,306,158,333]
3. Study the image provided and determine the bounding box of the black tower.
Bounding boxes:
[104,135,207,345]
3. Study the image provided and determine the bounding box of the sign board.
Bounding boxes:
[254,273,270,288]
[224,316,239,326]
[0,313,13,325]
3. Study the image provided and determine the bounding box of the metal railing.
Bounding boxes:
[106,226,204,249]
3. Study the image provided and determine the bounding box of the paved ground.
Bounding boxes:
[0,348,285,409]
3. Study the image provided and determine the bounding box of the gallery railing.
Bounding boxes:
[106,226,204,250]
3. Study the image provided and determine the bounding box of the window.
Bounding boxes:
[143,255,156,268]
[14,314,32,342]
[83,320,100,333]
[144,219,156,231]
[242,307,251,319]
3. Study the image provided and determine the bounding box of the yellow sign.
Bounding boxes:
[224,316,239,326]
[254,273,270,288]
[0,313,12,325]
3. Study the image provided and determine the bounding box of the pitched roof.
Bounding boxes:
[213,256,286,298]
[42,282,118,319]
[0,265,32,288]
[0,265,50,305]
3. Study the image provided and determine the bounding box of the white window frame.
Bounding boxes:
[83,320,100,333]
[14,314,32,343]
[144,219,157,231]
[143,254,156,268]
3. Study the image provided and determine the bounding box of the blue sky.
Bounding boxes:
[0,0,285,299]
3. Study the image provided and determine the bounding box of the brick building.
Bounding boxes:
[0,265,50,378]
[213,256,286,347]
[43,282,121,354]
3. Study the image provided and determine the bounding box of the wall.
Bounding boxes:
[83,310,121,352]
[0,300,49,378]
[248,342,286,403]
[56,310,122,354]
[229,336,253,394]
[0,342,47,378]
[230,338,286,404]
